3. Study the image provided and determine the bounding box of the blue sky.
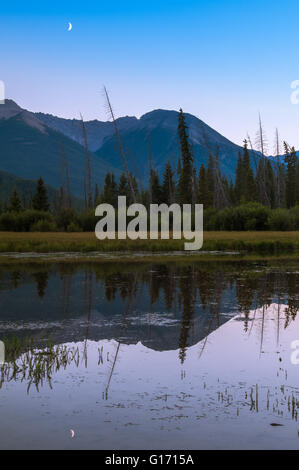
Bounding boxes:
[2,0,299,150]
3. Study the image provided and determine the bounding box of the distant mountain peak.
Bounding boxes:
[0,99,22,120]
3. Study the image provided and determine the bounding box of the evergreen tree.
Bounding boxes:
[228,177,236,205]
[102,173,118,206]
[150,169,162,204]
[256,159,271,207]
[284,143,297,208]
[118,172,130,200]
[242,139,257,202]
[177,109,193,204]
[206,154,215,206]
[235,152,243,203]
[130,173,139,204]
[198,164,212,207]
[9,187,22,212]
[161,161,174,204]
[32,177,49,211]
[296,158,299,206]
[265,159,276,208]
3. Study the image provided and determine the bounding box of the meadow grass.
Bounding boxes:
[0,231,297,257]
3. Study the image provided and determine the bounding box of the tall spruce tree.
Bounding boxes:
[102,172,118,206]
[161,161,175,204]
[9,187,22,212]
[242,139,257,202]
[284,143,297,208]
[177,109,193,204]
[235,152,243,203]
[265,159,276,208]
[150,169,162,204]
[32,177,49,211]
[118,172,130,200]
[198,164,212,207]
[206,154,215,206]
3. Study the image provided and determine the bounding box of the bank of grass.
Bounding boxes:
[0,231,298,258]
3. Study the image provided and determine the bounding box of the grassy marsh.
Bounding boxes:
[0,231,298,258]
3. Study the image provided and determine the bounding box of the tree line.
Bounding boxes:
[1,109,299,232]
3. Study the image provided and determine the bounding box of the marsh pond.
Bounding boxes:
[0,259,298,449]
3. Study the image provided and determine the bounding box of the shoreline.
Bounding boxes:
[0,231,298,263]
[0,251,298,265]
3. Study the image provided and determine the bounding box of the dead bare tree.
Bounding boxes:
[200,123,229,209]
[103,86,136,204]
[255,113,270,206]
[213,149,230,209]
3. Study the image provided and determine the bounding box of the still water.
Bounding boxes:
[0,260,298,449]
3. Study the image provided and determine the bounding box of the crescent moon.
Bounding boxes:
[70,429,75,438]
[67,22,72,31]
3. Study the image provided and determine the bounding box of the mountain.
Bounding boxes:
[0,100,120,199]
[36,108,258,180]
[0,99,268,199]
[36,112,138,151]
[96,109,248,179]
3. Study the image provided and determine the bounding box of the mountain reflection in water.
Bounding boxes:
[0,260,298,449]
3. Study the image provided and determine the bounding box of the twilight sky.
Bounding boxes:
[1,0,299,150]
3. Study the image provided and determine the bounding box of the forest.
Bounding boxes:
[1,109,298,233]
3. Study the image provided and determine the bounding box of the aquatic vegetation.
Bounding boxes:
[0,337,106,393]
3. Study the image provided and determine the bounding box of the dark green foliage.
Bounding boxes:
[0,210,53,231]
[9,187,22,212]
[101,173,118,206]
[198,164,212,207]
[0,107,298,233]
[207,203,270,231]
[268,209,295,231]
[177,109,193,204]
[150,169,162,204]
[284,143,298,208]
[32,177,50,211]
[55,208,79,231]
[161,161,175,204]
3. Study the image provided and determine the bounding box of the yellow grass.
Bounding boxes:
[0,231,298,243]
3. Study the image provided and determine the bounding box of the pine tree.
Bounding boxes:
[103,173,117,206]
[235,152,243,203]
[9,187,22,212]
[125,172,139,205]
[265,159,276,208]
[161,161,174,204]
[118,172,130,200]
[198,164,212,207]
[284,143,297,208]
[32,177,49,211]
[207,154,215,206]
[242,139,257,202]
[150,169,162,204]
[177,109,193,204]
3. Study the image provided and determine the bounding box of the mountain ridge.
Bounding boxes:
[0,99,280,196]
[0,99,121,199]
